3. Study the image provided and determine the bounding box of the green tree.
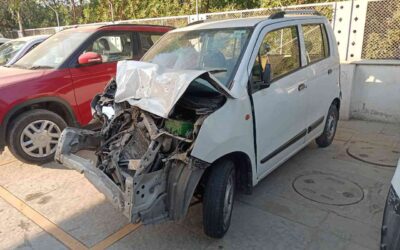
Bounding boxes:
[8,0,24,36]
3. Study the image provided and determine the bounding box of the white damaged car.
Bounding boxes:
[56,11,341,238]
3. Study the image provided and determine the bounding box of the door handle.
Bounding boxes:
[328,69,333,74]
[298,83,307,91]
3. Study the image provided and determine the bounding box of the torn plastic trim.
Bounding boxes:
[114,61,236,118]
[55,128,125,210]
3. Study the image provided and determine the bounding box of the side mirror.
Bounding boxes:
[78,52,102,66]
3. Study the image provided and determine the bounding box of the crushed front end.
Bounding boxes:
[55,61,227,224]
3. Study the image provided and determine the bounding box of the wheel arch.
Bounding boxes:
[206,151,253,194]
[4,97,79,143]
[332,97,341,113]
[167,151,253,221]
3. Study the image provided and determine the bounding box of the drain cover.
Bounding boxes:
[293,173,364,206]
[347,142,400,167]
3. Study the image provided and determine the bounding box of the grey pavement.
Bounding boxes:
[0,120,398,249]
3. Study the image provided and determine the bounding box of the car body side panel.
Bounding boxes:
[249,21,308,178]
[299,19,341,141]
[0,67,77,152]
[0,68,78,124]
[190,96,257,184]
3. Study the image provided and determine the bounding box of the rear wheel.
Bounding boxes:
[316,104,339,148]
[8,109,67,164]
[203,159,235,238]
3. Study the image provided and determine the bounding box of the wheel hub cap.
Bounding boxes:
[20,120,61,158]
[223,173,234,228]
[327,114,336,140]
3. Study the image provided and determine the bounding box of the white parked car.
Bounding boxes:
[0,38,11,46]
[0,35,48,66]
[56,10,341,238]
[381,158,400,250]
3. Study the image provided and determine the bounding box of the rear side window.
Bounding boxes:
[302,24,329,64]
[252,26,301,82]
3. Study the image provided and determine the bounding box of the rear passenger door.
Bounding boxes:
[249,23,308,177]
[300,22,338,141]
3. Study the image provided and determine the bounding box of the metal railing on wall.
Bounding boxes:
[361,0,400,60]
[3,0,398,61]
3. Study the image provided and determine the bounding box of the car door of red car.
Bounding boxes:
[69,31,140,124]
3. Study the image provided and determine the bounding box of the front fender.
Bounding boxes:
[190,98,256,171]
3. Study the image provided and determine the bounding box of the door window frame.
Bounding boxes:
[248,22,305,94]
[69,30,137,68]
[299,21,331,67]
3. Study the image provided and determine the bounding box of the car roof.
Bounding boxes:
[174,15,326,32]
[11,35,49,42]
[61,24,174,33]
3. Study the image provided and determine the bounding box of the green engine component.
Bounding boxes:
[164,119,194,138]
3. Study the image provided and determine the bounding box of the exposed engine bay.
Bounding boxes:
[55,61,228,224]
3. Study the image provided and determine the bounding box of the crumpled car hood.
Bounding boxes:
[115,60,235,118]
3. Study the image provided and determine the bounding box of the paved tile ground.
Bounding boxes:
[0,120,399,250]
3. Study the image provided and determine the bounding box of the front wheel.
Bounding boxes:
[203,160,235,238]
[7,109,67,164]
[316,104,339,148]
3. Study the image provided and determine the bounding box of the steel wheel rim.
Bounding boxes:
[327,113,337,140]
[20,120,61,158]
[223,172,234,229]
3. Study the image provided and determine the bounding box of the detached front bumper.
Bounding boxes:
[55,127,169,224]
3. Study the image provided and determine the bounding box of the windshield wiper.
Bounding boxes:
[29,65,54,70]
[208,68,227,74]
[10,64,27,69]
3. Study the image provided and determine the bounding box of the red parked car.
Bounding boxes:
[0,24,172,164]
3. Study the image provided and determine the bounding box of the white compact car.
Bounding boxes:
[381,159,400,250]
[0,38,10,46]
[0,35,48,66]
[56,10,341,238]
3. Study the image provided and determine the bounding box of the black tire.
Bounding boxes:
[203,159,235,238]
[316,104,339,148]
[7,109,67,164]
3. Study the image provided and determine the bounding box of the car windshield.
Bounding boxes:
[0,41,26,66]
[13,29,93,70]
[142,28,252,87]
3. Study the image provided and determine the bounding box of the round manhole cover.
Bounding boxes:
[293,173,364,206]
[347,142,400,167]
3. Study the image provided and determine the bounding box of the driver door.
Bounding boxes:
[249,23,308,178]
[69,31,138,124]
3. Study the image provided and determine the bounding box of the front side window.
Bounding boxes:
[0,41,26,65]
[252,26,301,83]
[302,24,329,64]
[142,28,252,87]
[85,33,134,63]
[13,30,93,69]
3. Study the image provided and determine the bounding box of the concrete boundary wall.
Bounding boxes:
[340,60,400,123]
